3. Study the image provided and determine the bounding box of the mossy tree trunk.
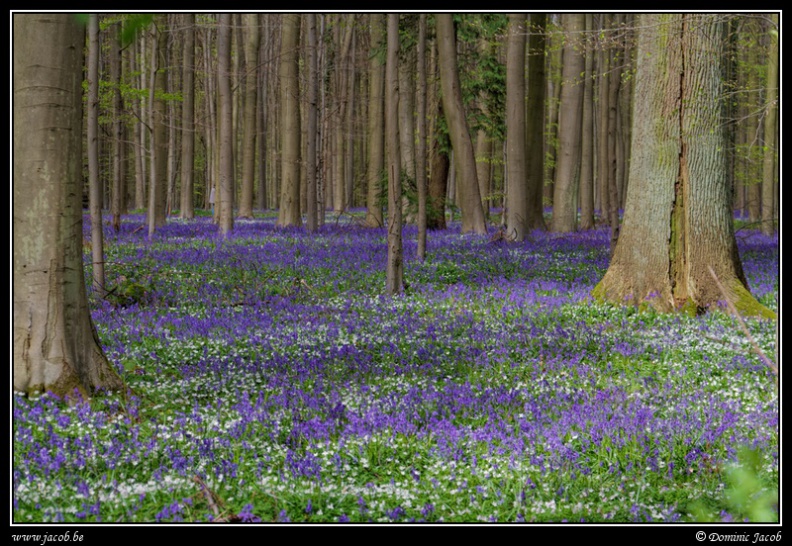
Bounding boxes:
[593,14,773,318]
[13,14,124,397]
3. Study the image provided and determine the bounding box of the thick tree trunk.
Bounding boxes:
[13,14,123,396]
[506,14,527,241]
[277,14,302,227]
[365,14,386,228]
[436,14,487,235]
[593,14,772,318]
[385,14,403,294]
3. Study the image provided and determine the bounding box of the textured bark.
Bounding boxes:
[551,13,585,233]
[593,14,772,318]
[218,14,235,235]
[416,14,428,260]
[761,14,778,236]
[180,14,196,219]
[506,14,527,241]
[277,14,302,227]
[110,21,127,230]
[238,14,260,219]
[398,30,417,183]
[385,14,403,294]
[365,14,386,228]
[525,13,547,231]
[306,14,319,232]
[436,14,487,234]
[87,15,105,297]
[579,14,595,231]
[13,14,123,396]
[148,18,168,237]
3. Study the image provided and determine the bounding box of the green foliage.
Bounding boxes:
[690,447,778,522]
[105,275,154,308]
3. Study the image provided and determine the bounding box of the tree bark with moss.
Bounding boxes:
[593,14,773,318]
[13,14,124,397]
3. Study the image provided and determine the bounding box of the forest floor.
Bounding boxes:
[12,211,778,524]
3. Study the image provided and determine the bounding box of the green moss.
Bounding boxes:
[728,279,776,319]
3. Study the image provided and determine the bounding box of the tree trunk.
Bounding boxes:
[436,14,487,235]
[525,13,547,231]
[237,14,259,219]
[13,13,123,396]
[761,14,778,236]
[87,15,106,297]
[148,18,168,238]
[306,14,319,232]
[416,14,428,260]
[385,14,403,294]
[180,14,196,219]
[593,14,772,318]
[110,20,126,231]
[218,14,235,235]
[365,14,385,228]
[506,14,527,241]
[551,13,585,233]
[579,13,595,230]
[278,14,302,227]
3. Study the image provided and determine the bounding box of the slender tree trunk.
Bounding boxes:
[278,14,302,226]
[398,25,417,185]
[526,13,547,231]
[130,38,146,211]
[14,14,123,396]
[237,14,260,219]
[551,13,585,233]
[345,27,357,211]
[148,18,168,238]
[607,22,624,251]
[180,14,196,219]
[365,14,385,228]
[306,14,319,232]
[436,14,486,234]
[579,14,595,230]
[87,15,106,297]
[218,14,234,235]
[416,14,428,260]
[506,14,527,241]
[110,21,126,231]
[385,14,403,294]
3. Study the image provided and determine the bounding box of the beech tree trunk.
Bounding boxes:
[218,14,234,235]
[385,14,403,294]
[365,14,385,228]
[436,14,487,235]
[525,13,547,231]
[13,14,123,396]
[238,14,259,219]
[416,14,428,260]
[277,14,302,227]
[551,13,585,233]
[593,14,772,318]
[180,14,196,219]
[506,13,527,241]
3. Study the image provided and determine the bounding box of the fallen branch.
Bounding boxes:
[708,266,778,379]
